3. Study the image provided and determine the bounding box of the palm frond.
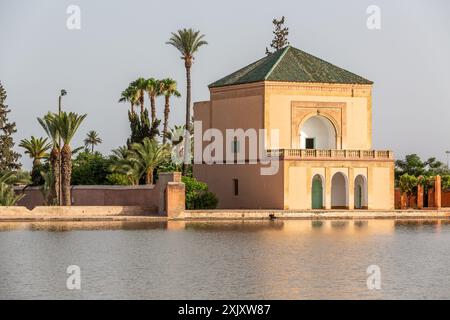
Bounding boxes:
[166,28,208,58]
[72,146,85,155]
[160,78,181,97]
[0,182,24,206]
[19,136,51,162]
[83,130,102,150]
[56,112,87,145]
[0,171,30,206]
[37,113,60,148]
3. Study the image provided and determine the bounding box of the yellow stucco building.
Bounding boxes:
[193,46,394,210]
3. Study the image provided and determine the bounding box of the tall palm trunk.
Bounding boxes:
[61,144,72,206]
[49,147,60,205]
[130,102,134,114]
[146,169,154,185]
[163,95,170,144]
[31,158,40,176]
[30,158,40,187]
[182,61,192,175]
[32,158,40,169]
[139,93,144,113]
[150,95,156,123]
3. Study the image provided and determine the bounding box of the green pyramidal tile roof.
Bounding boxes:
[208,46,373,88]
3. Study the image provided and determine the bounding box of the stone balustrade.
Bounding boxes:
[266,149,393,160]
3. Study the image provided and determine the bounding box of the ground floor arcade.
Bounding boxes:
[193,157,394,210]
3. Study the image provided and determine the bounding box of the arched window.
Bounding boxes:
[311,174,325,209]
[354,175,368,209]
[300,115,336,149]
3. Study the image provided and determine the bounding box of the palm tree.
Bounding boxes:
[165,125,184,145]
[38,112,61,203]
[40,169,55,205]
[111,145,129,161]
[109,146,142,185]
[159,78,181,144]
[130,78,147,113]
[84,130,102,153]
[145,78,161,123]
[0,172,25,206]
[109,159,141,186]
[55,112,87,206]
[167,28,207,174]
[19,136,51,170]
[0,170,31,186]
[128,138,169,184]
[119,86,139,113]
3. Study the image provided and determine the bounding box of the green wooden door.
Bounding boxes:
[355,184,362,209]
[312,177,323,209]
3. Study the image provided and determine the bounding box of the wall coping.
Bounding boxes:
[0,206,156,216]
[13,185,156,191]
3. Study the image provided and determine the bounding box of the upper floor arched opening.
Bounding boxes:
[299,115,337,149]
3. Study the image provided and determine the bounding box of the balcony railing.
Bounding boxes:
[266,149,393,160]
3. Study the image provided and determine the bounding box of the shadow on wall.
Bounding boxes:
[15,185,158,211]
[13,172,185,216]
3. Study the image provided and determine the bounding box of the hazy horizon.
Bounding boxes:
[1,0,449,169]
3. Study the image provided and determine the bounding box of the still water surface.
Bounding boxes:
[0,219,449,299]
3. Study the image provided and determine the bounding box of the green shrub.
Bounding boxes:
[0,171,25,206]
[157,159,182,173]
[441,175,450,190]
[182,176,218,209]
[71,151,110,185]
[398,173,418,195]
[157,160,192,177]
[0,183,23,206]
[192,190,218,209]
[106,173,131,186]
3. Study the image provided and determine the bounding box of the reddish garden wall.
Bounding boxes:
[394,189,401,209]
[12,172,185,217]
[442,190,450,207]
[15,186,158,211]
[394,188,450,209]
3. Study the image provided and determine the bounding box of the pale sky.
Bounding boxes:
[1,0,449,169]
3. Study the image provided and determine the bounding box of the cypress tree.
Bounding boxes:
[0,81,21,172]
[266,16,290,55]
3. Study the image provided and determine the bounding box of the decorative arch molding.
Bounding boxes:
[291,101,346,149]
[298,113,338,149]
[298,112,340,137]
[311,173,326,184]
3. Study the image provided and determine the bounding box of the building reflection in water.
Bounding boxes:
[184,220,284,232]
[0,218,449,235]
[394,219,447,233]
[0,220,168,232]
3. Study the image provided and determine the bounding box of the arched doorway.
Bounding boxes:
[354,175,368,209]
[311,174,324,209]
[331,172,348,209]
[300,115,337,149]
